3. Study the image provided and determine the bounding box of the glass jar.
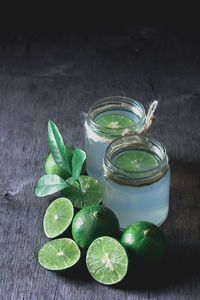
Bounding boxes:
[84,96,146,181]
[102,134,170,230]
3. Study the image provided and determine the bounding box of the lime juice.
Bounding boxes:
[102,135,170,230]
[85,97,146,181]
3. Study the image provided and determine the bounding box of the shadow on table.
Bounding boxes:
[116,243,200,291]
[56,242,200,290]
[169,157,200,197]
[117,157,200,291]
[57,250,92,284]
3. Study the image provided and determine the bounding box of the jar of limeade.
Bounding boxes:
[102,134,170,230]
[84,96,146,181]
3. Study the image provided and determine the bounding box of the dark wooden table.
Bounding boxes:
[1,25,200,300]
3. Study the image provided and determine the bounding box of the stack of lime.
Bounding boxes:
[38,199,131,284]
[36,120,167,285]
[38,196,167,284]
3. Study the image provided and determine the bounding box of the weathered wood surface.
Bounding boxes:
[0,25,200,299]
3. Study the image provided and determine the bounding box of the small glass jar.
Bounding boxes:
[84,96,146,181]
[102,134,170,230]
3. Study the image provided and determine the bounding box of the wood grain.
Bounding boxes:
[0,25,200,299]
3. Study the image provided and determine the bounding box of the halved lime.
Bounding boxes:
[38,238,81,271]
[45,146,86,179]
[86,236,128,285]
[61,175,102,209]
[72,205,119,249]
[43,197,74,238]
[96,114,135,135]
[116,150,158,172]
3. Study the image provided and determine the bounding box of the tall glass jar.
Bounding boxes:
[84,96,146,181]
[102,134,170,230]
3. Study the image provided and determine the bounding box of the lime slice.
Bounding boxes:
[86,236,128,285]
[116,150,158,172]
[38,238,80,271]
[96,114,135,135]
[61,175,102,209]
[43,198,74,238]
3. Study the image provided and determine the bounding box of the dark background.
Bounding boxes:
[0,24,200,299]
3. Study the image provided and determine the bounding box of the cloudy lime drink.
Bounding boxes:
[102,134,170,230]
[85,97,146,181]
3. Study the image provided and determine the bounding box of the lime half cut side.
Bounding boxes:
[86,236,128,285]
[116,150,159,172]
[38,238,81,271]
[43,198,74,238]
[61,175,102,209]
[96,114,135,135]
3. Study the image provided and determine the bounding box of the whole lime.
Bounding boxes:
[45,146,86,179]
[121,221,167,264]
[72,205,120,249]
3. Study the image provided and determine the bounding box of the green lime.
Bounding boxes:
[72,205,120,249]
[86,236,128,285]
[116,150,158,172]
[45,146,86,179]
[38,238,81,271]
[121,221,167,264]
[96,114,135,135]
[61,175,102,209]
[43,197,74,238]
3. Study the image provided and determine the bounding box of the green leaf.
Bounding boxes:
[35,174,69,197]
[71,149,86,182]
[48,120,71,175]
[66,176,75,185]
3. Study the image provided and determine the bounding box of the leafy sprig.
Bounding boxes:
[48,120,72,176]
[34,120,102,208]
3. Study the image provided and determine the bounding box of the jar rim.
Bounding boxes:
[87,96,146,136]
[104,134,169,185]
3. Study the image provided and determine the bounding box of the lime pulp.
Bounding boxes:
[96,114,135,135]
[38,238,81,271]
[61,175,102,209]
[86,236,128,285]
[43,198,74,238]
[115,150,159,172]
